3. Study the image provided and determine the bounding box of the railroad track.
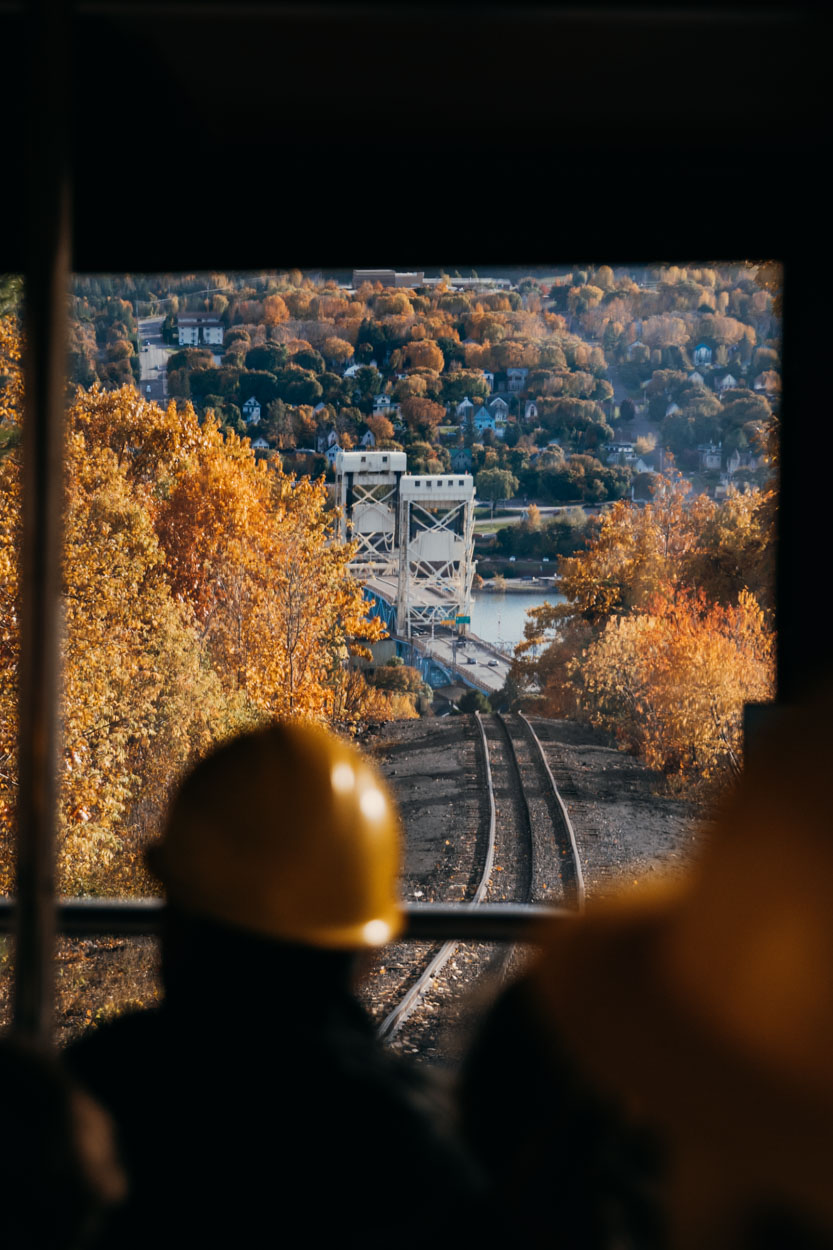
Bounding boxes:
[374,712,583,1055]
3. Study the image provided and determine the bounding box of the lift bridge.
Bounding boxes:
[335,450,475,640]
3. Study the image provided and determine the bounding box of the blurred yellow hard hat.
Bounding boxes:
[524,688,833,1246]
[146,722,402,949]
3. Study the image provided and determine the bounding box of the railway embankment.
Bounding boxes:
[358,712,703,1067]
[369,713,702,907]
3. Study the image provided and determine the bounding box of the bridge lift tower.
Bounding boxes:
[335,450,407,577]
[396,474,475,637]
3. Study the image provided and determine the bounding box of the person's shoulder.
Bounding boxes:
[64,1006,165,1094]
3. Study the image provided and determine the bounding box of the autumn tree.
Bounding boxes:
[322,336,354,365]
[366,414,395,443]
[441,369,490,405]
[400,396,445,439]
[401,339,444,373]
[0,341,397,894]
[579,588,773,780]
[475,467,519,516]
[263,294,289,325]
[515,472,775,788]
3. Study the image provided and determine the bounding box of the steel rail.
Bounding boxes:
[495,712,536,903]
[376,711,498,1042]
[519,713,586,912]
[491,713,537,982]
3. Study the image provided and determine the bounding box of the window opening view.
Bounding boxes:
[0,263,780,1059]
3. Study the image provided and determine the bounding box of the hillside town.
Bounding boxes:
[68,264,779,537]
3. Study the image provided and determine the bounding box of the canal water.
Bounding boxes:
[469,589,565,654]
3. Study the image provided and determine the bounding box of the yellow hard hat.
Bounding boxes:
[524,688,833,1246]
[146,721,402,949]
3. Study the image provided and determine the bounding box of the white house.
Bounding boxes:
[665,402,682,417]
[690,370,705,386]
[326,442,342,465]
[482,371,494,392]
[372,394,394,413]
[717,373,738,394]
[506,367,529,392]
[344,359,378,378]
[316,428,341,454]
[726,448,763,477]
[360,429,376,448]
[693,343,713,366]
[456,397,475,419]
[606,441,635,465]
[524,400,539,421]
[488,396,509,420]
[242,396,261,424]
[250,437,269,450]
[177,314,224,346]
[698,442,722,471]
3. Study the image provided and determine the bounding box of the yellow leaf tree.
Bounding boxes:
[515,472,776,785]
[0,344,393,894]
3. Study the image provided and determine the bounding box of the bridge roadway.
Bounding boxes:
[363,576,512,695]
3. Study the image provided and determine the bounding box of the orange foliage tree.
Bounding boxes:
[579,587,774,780]
[399,396,446,439]
[514,473,776,785]
[0,329,394,894]
[401,339,444,373]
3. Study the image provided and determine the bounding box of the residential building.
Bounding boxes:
[351,270,425,288]
[473,405,497,435]
[506,367,529,392]
[698,442,722,472]
[242,396,261,424]
[177,314,224,346]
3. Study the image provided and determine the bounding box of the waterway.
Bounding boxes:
[469,589,565,654]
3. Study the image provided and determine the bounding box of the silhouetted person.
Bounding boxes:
[460,692,833,1249]
[67,722,491,1249]
[0,1039,126,1248]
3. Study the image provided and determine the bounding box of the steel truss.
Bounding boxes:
[396,494,474,637]
[345,480,399,572]
[335,453,405,579]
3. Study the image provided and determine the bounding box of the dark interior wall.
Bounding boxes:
[1,2,822,268]
[0,0,827,696]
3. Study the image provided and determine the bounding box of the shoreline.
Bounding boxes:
[475,579,560,594]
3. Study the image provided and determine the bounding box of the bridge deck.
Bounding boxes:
[365,577,511,694]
